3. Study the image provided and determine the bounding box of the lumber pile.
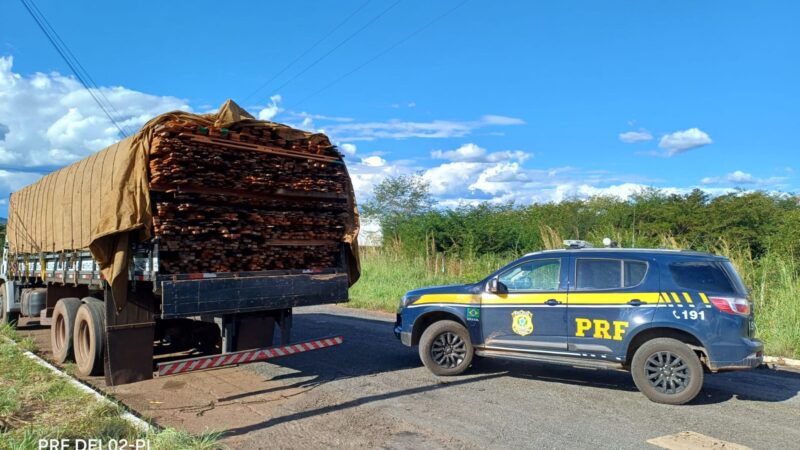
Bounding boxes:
[148,120,352,274]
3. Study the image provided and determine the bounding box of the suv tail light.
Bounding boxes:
[709,296,751,316]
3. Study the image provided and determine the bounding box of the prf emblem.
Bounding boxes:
[511,310,534,336]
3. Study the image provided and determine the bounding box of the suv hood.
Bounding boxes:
[405,283,480,298]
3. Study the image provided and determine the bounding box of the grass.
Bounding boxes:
[742,254,800,358]
[348,245,800,358]
[348,247,507,312]
[0,325,223,450]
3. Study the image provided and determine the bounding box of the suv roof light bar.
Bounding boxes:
[563,240,593,249]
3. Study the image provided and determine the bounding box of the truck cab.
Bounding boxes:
[394,244,763,405]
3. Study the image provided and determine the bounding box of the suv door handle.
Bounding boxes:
[545,299,562,306]
[628,299,643,306]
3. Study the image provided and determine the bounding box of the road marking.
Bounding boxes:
[647,431,750,450]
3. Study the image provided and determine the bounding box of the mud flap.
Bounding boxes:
[104,284,156,386]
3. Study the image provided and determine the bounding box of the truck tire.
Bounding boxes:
[419,320,473,376]
[73,301,105,376]
[1,287,20,327]
[51,298,82,363]
[631,338,704,405]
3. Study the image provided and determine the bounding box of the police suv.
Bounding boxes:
[394,240,763,405]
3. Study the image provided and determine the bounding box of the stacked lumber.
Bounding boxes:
[148,121,352,274]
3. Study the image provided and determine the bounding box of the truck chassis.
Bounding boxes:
[1,240,350,385]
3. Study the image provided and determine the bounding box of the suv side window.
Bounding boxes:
[498,259,561,291]
[576,258,648,290]
[624,261,648,287]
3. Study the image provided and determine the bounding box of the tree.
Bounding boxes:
[362,175,434,240]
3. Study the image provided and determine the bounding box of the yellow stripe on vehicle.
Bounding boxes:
[413,293,478,305]
[671,292,683,306]
[699,292,712,308]
[660,292,674,307]
[567,292,661,305]
[682,292,694,307]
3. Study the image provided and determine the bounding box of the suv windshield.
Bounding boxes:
[668,260,747,296]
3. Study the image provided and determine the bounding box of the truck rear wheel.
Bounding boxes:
[631,338,704,405]
[74,301,105,376]
[419,320,473,376]
[51,298,82,363]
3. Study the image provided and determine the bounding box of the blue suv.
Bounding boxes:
[394,244,763,404]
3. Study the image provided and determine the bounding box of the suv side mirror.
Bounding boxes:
[488,278,508,294]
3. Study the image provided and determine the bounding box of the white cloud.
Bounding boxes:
[353,146,782,210]
[700,170,785,187]
[257,94,282,121]
[727,170,755,184]
[324,115,525,142]
[431,143,529,163]
[347,159,411,203]
[422,161,486,196]
[431,143,486,162]
[469,162,527,195]
[340,143,357,155]
[659,128,712,156]
[486,150,529,163]
[361,155,386,167]
[0,169,42,192]
[0,55,190,169]
[619,130,653,143]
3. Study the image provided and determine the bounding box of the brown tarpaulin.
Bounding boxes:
[6,100,360,310]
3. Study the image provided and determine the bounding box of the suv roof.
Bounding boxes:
[523,248,724,259]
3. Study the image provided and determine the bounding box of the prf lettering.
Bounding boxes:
[575,318,629,341]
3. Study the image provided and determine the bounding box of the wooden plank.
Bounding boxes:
[148,184,348,201]
[183,134,342,164]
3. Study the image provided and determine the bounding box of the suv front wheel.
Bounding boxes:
[631,338,704,405]
[419,320,473,376]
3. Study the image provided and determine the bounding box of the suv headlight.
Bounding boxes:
[400,294,421,308]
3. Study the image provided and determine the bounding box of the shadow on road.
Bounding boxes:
[250,311,800,408]
[469,356,800,405]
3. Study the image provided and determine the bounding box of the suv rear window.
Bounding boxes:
[669,261,746,295]
[576,259,648,290]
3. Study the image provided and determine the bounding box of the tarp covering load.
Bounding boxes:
[6,100,360,309]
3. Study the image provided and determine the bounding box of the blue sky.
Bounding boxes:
[0,0,798,217]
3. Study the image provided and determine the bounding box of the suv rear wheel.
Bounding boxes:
[631,337,704,405]
[419,320,473,376]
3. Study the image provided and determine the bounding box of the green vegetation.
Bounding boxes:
[349,246,505,311]
[352,176,800,358]
[0,325,222,450]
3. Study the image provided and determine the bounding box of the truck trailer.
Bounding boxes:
[0,100,360,385]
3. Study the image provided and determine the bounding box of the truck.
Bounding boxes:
[1,100,360,385]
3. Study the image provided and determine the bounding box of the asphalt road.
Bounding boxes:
[226,305,800,449]
[18,306,800,449]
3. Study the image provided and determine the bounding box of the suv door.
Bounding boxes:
[481,257,569,352]
[567,256,658,358]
